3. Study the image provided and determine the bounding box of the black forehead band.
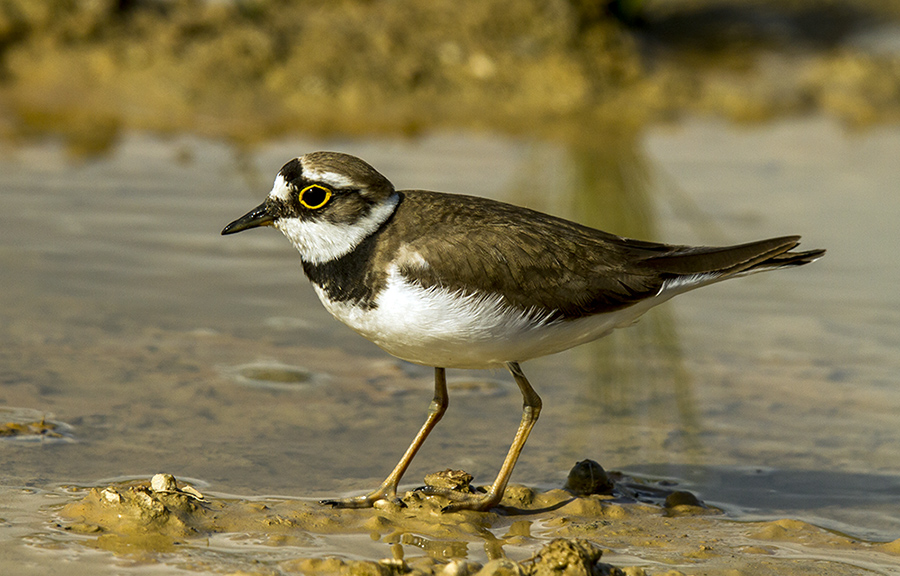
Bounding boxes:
[279,158,305,183]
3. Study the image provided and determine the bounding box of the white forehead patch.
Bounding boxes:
[268,174,293,202]
[301,167,357,189]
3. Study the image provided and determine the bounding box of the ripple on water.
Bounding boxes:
[220,361,328,391]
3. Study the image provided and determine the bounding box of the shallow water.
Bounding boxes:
[1,118,899,572]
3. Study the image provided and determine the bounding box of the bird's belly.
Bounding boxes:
[313,275,660,369]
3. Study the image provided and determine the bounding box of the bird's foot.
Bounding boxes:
[416,485,502,513]
[320,488,404,510]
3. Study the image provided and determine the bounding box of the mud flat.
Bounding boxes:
[45,466,900,575]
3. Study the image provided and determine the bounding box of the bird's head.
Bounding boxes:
[222,152,398,263]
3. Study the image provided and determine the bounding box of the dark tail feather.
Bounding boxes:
[643,236,825,279]
[750,245,826,273]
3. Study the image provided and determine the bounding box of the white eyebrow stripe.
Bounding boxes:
[268,165,357,205]
[301,168,357,189]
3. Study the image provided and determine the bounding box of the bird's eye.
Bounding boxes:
[298,184,332,210]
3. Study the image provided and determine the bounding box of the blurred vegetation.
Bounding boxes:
[1,0,900,148]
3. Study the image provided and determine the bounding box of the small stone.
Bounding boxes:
[424,469,474,493]
[531,538,603,576]
[565,460,613,496]
[503,484,536,507]
[135,490,154,506]
[181,485,205,500]
[664,491,703,509]
[150,473,177,493]
[100,488,121,504]
[373,498,404,512]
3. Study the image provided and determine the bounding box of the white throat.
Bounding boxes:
[274,193,399,264]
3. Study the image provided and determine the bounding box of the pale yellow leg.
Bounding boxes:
[440,361,542,512]
[322,367,449,508]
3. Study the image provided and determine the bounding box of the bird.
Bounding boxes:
[221,151,824,512]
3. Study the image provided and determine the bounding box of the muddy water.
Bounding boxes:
[1,119,898,573]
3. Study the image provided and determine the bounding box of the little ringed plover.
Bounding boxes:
[222,151,824,512]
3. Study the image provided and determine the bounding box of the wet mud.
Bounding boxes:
[1,122,898,573]
[0,419,63,439]
[0,408,74,443]
[51,466,899,575]
[2,6,900,570]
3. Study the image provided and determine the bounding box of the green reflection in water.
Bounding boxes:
[560,133,703,465]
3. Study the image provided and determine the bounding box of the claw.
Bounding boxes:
[318,492,406,510]
[439,493,501,513]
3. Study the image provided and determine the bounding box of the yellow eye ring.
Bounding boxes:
[298,184,332,210]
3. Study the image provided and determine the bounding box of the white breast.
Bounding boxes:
[313,266,670,369]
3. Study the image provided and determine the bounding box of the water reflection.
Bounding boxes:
[557,134,702,465]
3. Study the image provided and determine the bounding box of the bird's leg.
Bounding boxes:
[321,367,449,509]
[439,361,542,513]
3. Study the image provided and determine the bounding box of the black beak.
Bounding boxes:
[221,201,276,235]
